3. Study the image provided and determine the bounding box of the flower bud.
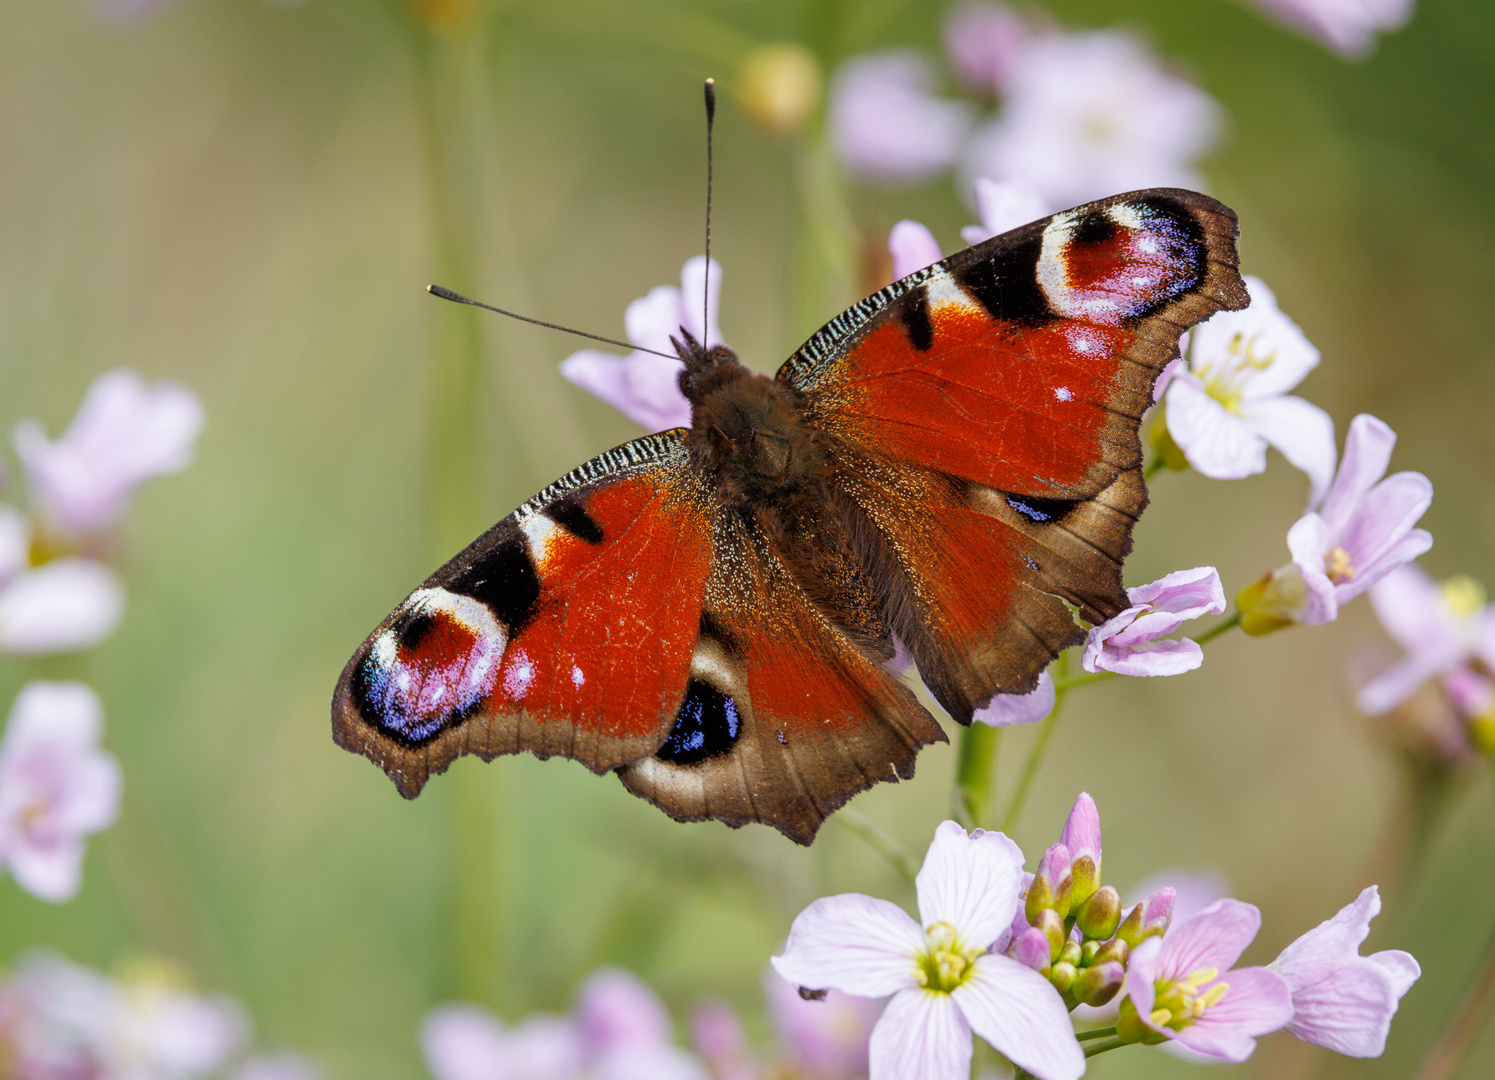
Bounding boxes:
[1069,960,1125,1008]
[1026,843,1073,921]
[1092,936,1129,966]
[738,44,823,135]
[1058,940,1082,968]
[1048,961,1077,996]
[1115,903,1145,949]
[1024,875,1053,925]
[1081,940,1101,965]
[1140,887,1175,939]
[1236,565,1307,636]
[1117,997,1167,1045]
[1011,927,1050,972]
[1033,908,1066,962]
[1076,885,1121,941]
[1069,854,1099,910]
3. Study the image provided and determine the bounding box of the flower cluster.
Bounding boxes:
[0,952,317,1080]
[1246,0,1416,58]
[775,802,1418,1079]
[831,3,1219,209]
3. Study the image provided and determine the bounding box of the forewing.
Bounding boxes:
[332,432,716,797]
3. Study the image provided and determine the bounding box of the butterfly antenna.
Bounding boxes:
[702,77,715,345]
[426,285,676,360]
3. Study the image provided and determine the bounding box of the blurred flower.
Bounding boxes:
[960,30,1218,209]
[888,220,943,280]
[233,1054,324,1080]
[690,1000,752,1080]
[1270,886,1420,1057]
[1356,565,1494,717]
[943,2,1034,96]
[738,45,823,135]
[559,257,719,432]
[959,177,1050,245]
[973,671,1055,728]
[0,553,126,656]
[1082,567,1226,677]
[1247,0,1415,59]
[0,682,122,902]
[0,953,246,1080]
[91,0,183,23]
[773,821,1083,1080]
[1129,869,1230,929]
[14,370,204,540]
[763,970,883,1079]
[1160,277,1335,506]
[423,1003,583,1080]
[1117,899,1294,1062]
[828,53,975,185]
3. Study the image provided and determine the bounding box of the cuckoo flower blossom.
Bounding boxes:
[888,178,1049,282]
[14,369,204,539]
[1119,900,1294,1062]
[764,972,883,1080]
[0,505,124,655]
[1162,277,1335,506]
[559,257,720,432]
[1248,0,1415,59]
[1356,565,1494,717]
[829,53,974,185]
[973,671,1055,728]
[773,822,1083,1080]
[0,682,122,902]
[1083,567,1226,677]
[961,30,1218,209]
[1270,887,1420,1057]
[942,1,1033,96]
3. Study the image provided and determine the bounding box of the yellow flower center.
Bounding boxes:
[1149,967,1230,1031]
[1441,575,1487,620]
[1324,546,1355,585]
[1199,331,1278,414]
[913,922,981,994]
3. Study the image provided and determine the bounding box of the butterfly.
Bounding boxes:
[332,188,1248,844]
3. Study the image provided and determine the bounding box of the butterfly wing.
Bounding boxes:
[776,189,1249,720]
[332,432,717,798]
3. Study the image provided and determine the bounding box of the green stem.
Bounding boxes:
[834,808,919,882]
[1082,1037,1128,1058]
[1413,911,1495,1080]
[1002,655,1071,834]
[1193,609,1242,647]
[954,723,1000,829]
[1144,457,1167,481]
[1051,669,1114,693]
[1077,1026,1119,1042]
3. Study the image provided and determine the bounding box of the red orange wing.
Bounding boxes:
[777,189,1249,720]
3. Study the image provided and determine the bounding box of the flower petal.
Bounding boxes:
[1125,936,1162,1022]
[1320,414,1395,530]
[1092,638,1203,678]
[1240,395,1336,508]
[1367,565,1461,658]
[972,672,1054,728]
[1336,472,1434,594]
[764,971,883,1078]
[960,178,1049,245]
[0,559,125,655]
[953,955,1083,1080]
[1355,653,1448,716]
[6,835,88,902]
[773,894,924,997]
[1286,513,1340,625]
[1159,899,1261,982]
[421,1004,511,1080]
[1126,566,1227,619]
[916,822,1025,947]
[1165,373,1268,480]
[1060,792,1101,865]
[559,350,692,432]
[576,967,673,1052]
[889,221,943,280]
[1172,966,1293,1062]
[868,989,972,1080]
[1281,959,1402,1057]
[677,256,723,347]
[830,53,974,184]
[1272,886,1379,988]
[1370,950,1421,998]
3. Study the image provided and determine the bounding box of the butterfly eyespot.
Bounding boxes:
[1005,495,1079,525]
[352,587,507,744]
[657,679,742,765]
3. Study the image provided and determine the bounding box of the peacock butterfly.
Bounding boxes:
[331,188,1249,844]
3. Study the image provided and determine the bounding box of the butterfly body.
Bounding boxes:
[334,189,1249,843]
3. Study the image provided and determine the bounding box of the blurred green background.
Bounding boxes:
[1,0,1492,1078]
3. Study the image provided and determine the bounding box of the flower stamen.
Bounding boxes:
[1324,546,1355,584]
[913,921,981,993]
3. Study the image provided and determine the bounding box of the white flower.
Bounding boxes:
[0,682,122,902]
[960,177,1051,245]
[15,370,204,538]
[829,53,975,185]
[961,30,1219,209]
[1082,567,1226,677]
[109,974,248,1080]
[1247,0,1415,59]
[773,822,1083,1080]
[972,671,1055,727]
[0,556,126,656]
[559,257,720,432]
[1163,276,1336,506]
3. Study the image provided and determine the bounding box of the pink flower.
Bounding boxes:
[1270,887,1419,1057]
[233,1055,324,1080]
[1120,900,1294,1062]
[772,821,1083,1080]
[1163,277,1336,506]
[829,53,974,184]
[1082,567,1226,677]
[973,671,1054,728]
[1129,870,1230,929]
[763,970,883,1079]
[961,30,1218,209]
[942,2,1033,96]
[1247,0,1415,59]
[558,257,719,432]
[0,553,126,657]
[0,682,122,902]
[1356,566,1494,716]
[689,1000,752,1080]
[959,178,1050,245]
[422,1003,583,1080]
[889,220,944,281]
[1287,415,1433,626]
[14,370,204,539]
